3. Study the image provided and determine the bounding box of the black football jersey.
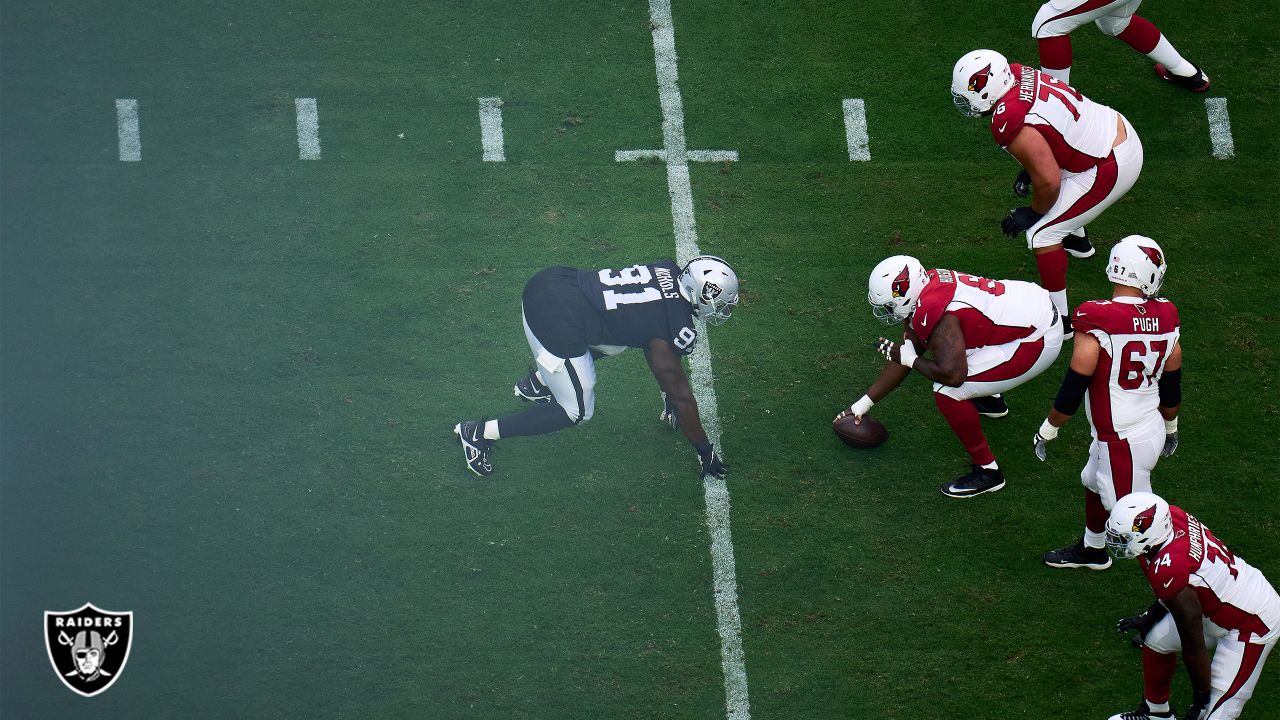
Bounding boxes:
[576,260,699,355]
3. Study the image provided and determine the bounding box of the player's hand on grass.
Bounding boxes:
[1013,168,1033,198]
[1184,690,1210,720]
[698,448,728,480]
[659,391,679,430]
[1001,206,1044,237]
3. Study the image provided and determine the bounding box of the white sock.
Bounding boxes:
[1040,65,1071,83]
[1050,290,1068,316]
[1084,528,1106,549]
[981,461,999,470]
[1146,699,1171,714]
[483,419,501,440]
[1149,37,1194,76]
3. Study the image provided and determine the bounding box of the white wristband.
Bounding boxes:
[1165,417,1178,434]
[1038,418,1059,440]
[898,340,918,369]
[852,395,875,417]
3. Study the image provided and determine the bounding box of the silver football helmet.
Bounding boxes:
[951,49,1016,117]
[1107,235,1168,297]
[1105,491,1174,560]
[679,255,739,326]
[867,255,928,325]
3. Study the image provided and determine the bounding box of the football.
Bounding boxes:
[833,414,888,449]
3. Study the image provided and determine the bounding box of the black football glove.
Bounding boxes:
[1013,168,1033,198]
[1001,206,1044,237]
[1033,431,1053,462]
[1184,689,1210,720]
[659,392,679,430]
[698,448,729,480]
[1161,432,1179,458]
[1116,601,1168,648]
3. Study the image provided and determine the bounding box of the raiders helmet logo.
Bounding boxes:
[1139,245,1164,267]
[968,64,993,93]
[701,281,723,302]
[1131,505,1157,534]
[891,265,912,298]
[45,603,133,697]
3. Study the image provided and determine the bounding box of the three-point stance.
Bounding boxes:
[453,256,738,481]
[1104,493,1279,720]
[839,255,1064,498]
[1031,0,1210,90]
[952,49,1144,332]
[1035,236,1182,570]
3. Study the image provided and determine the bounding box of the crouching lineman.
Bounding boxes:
[951,49,1144,333]
[838,255,1064,498]
[1034,236,1181,569]
[1104,493,1279,720]
[452,256,738,481]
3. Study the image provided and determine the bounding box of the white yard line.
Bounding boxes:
[1204,97,1235,160]
[687,150,738,163]
[295,98,321,160]
[842,98,870,162]
[115,99,141,162]
[640,2,750,718]
[478,97,507,162]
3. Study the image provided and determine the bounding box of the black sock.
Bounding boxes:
[497,402,576,438]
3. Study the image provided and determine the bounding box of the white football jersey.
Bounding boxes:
[992,64,1121,173]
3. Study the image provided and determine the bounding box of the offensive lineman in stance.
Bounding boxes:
[1035,235,1182,569]
[453,256,738,481]
[1031,0,1210,90]
[951,49,1144,334]
[839,255,1064,498]
[1104,493,1279,719]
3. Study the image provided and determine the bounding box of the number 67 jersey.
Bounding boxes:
[1073,296,1180,442]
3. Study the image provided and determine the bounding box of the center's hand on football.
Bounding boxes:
[1001,206,1044,237]
[834,395,875,424]
[659,391,679,430]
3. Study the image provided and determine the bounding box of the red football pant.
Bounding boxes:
[1035,246,1069,293]
[1038,35,1073,71]
[935,393,995,466]
[1143,646,1177,704]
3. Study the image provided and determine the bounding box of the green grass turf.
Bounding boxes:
[2,0,1277,717]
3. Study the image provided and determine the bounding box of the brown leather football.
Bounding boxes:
[833,414,888,448]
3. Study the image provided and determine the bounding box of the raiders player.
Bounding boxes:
[1105,493,1279,720]
[452,256,738,480]
[1035,236,1182,570]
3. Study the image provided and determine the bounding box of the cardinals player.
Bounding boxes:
[1032,0,1210,90]
[1034,236,1181,570]
[837,255,1064,498]
[1103,493,1279,720]
[951,49,1144,333]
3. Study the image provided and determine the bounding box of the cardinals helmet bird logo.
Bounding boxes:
[1132,505,1158,534]
[968,64,992,92]
[891,266,912,298]
[1140,245,1165,267]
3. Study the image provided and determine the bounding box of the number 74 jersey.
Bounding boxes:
[1073,296,1180,442]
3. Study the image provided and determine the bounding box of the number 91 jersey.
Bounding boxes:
[578,260,699,355]
[1073,296,1180,442]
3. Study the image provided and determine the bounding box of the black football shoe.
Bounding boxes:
[971,395,1009,418]
[1154,63,1210,92]
[513,369,553,404]
[940,464,1006,499]
[1063,228,1095,258]
[1106,700,1175,720]
[453,419,494,476]
[1043,537,1112,570]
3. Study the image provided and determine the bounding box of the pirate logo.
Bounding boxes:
[45,602,133,697]
[701,281,723,302]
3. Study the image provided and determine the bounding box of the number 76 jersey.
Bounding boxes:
[1073,296,1180,442]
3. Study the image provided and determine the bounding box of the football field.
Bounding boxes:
[2,1,1278,717]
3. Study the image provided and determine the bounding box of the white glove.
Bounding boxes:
[835,395,875,422]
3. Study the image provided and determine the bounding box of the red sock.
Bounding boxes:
[1037,36,1073,71]
[1142,646,1177,704]
[1117,16,1162,54]
[935,393,995,465]
[1085,489,1108,533]
[1035,247,1068,293]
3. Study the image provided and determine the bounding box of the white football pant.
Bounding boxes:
[522,309,596,424]
[1143,615,1276,719]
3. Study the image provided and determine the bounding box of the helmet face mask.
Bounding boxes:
[867,255,927,325]
[951,49,1015,118]
[1105,492,1173,561]
[679,256,739,326]
[1107,235,1168,297]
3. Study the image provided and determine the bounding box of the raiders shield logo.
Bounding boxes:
[44,602,133,697]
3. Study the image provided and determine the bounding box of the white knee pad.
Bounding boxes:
[1095,14,1132,36]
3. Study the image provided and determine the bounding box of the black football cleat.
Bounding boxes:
[1106,700,1175,720]
[971,395,1009,418]
[940,464,1006,499]
[453,419,494,476]
[1063,229,1095,258]
[514,369,553,404]
[1043,537,1112,570]
[1154,63,1210,92]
